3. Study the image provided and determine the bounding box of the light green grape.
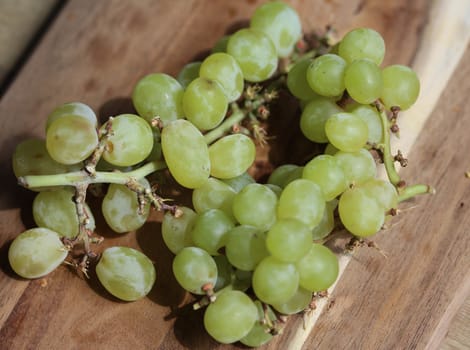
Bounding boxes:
[213,255,233,291]
[209,134,256,179]
[192,177,236,219]
[227,28,277,82]
[172,247,217,294]
[176,61,201,88]
[102,180,150,234]
[381,64,420,110]
[199,53,244,102]
[272,287,312,315]
[312,200,337,240]
[250,1,302,58]
[161,119,210,189]
[239,301,274,347]
[267,164,301,188]
[266,218,312,263]
[232,269,253,292]
[338,27,385,65]
[204,290,257,344]
[225,225,268,271]
[221,172,255,193]
[296,243,339,292]
[362,178,398,211]
[132,73,184,125]
[101,114,154,167]
[324,143,339,156]
[96,246,156,301]
[307,54,347,97]
[344,59,383,104]
[146,128,162,162]
[191,209,234,255]
[334,149,377,185]
[345,103,383,144]
[232,183,278,231]
[182,77,228,131]
[287,59,319,101]
[325,112,369,152]
[211,35,230,53]
[46,102,97,130]
[265,183,282,198]
[8,227,68,279]
[161,206,197,254]
[33,188,95,238]
[300,97,343,143]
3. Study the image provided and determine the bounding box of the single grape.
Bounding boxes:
[211,35,230,53]
[325,112,369,152]
[8,227,68,279]
[334,149,377,185]
[265,183,283,198]
[176,61,201,88]
[338,27,385,65]
[213,255,234,291]
[192,177,236,219]
[324,143,339,156]
[344,59,383,104]
[221,172,255,193]
[287,59,319,101]
[312,200,337,240]
[271,287,312,315]
[307,54,347,97]
[161,206,197,254]
[362,178,398,211]
[46,102,97,130]
[239,301,274,347]
[300,97,343,143]
[146,128,163,162]
[381,64,420,110]
[191,209,234,255]
[96,246,156,301]
[345,102,383,144]
[225,225,269,271]
[267,164,302,188]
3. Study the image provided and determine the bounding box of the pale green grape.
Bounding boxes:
[252,256,299,304]
[277,179,325,230]
[192,177,236,219]
[172,247,217,294]
[334,149,377,185]
[300,97,343,143]
[266,218,311,263]
[162,206,197,254]
[146,128,162,161]
[362,178,398,211]
[345,103,383,144]
[325,112,369,152]
[225,225,268,271]
[101,179,151,233]
[161,119,210,189]
[344,59,383,104]
[338,27,385,65]
[176,61,201,88]
[272,287,312,315]
[312,200,337,240]
[265,183,282,197]
[239,300,274,347]
[227,28,277,82]
[267,164,301,188]
[8,227,68,279]
[302,154,348,201]
[199,53,244,102]
[96,246,156,301]
[191,209,234,255]
[204,290,257,344]
[46,102,97,130]
[213,255,233,291]
[212,35,230,53]
[33,188,95,238]
[307,54,347,97]
[381,64,420,110]
[250,1,301,58]
[132,73,184,125]
[182,77,228,131]
[232,183,278,231]
[324,143,339,156]
[101,114,153,167]
[221,172,255,193]
[232,269,253,292]
[296,243,338,292]
[287,59,319,101]
[209,134,256,179]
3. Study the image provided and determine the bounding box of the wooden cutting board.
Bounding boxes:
[0,1,469,349]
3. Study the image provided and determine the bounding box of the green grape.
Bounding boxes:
[232,269,253,292]
[192,177,236,219]
[225,225,268,271]
[8,227,68,279]
[334,149,377,185]
[46,102,97,130]
[101,179,151,233]
[96,246,156,301]
[221,172,255,193]
[101,114,154,167]
[312,200,337,240]
[132,73,184,125]
[267,164,301,188]
[266,218,312,263]
[240,300,274,347]
[227,28,277,82]
[306,54,347,97]
[300,97,343,143]
[204,290,257,344]
[161,119,210,189]
[272,287,312,315]
[176,61,201,88]
[296,243,339,292]
[344,59,383,104]
[213,255,234,291]
[182,77,228,131]
[232,183,278,231]
[324,143,339,156]
[191,209,234,255]
[250,1,301,58]
[381,64,420,110]
[265,183,282,198]
[302,154,348,201]
[325,112,369,152]
[172,247,217,294]
[161,206,197,254]
[146,128,162,161]
[362,179,398,211]
[33,188,95,238]
[339,186,385,237]
[46,114,98,165]
[199,53,244,102]
[345,102,383,144]
[286,59,319,101]
[211,35,230,53]
[208,134,256,179]
[252,256,299,304]
[277,179,325,230]
[338,27,385,65]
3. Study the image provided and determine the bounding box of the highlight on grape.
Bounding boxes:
[9,1,433,347]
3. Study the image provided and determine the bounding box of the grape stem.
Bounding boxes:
[203,105,245,144]
[398,184,435,202]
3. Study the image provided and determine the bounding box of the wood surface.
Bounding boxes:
[0,0,469,349]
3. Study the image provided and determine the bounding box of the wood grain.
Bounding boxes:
[0,1,469,349]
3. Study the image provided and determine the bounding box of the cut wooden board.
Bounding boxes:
[0,1,469,349]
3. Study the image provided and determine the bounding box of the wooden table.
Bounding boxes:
[1,1,469,349]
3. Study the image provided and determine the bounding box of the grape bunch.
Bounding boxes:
[8,0,433,347]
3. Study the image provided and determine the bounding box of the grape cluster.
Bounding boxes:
[8,1,433,347]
